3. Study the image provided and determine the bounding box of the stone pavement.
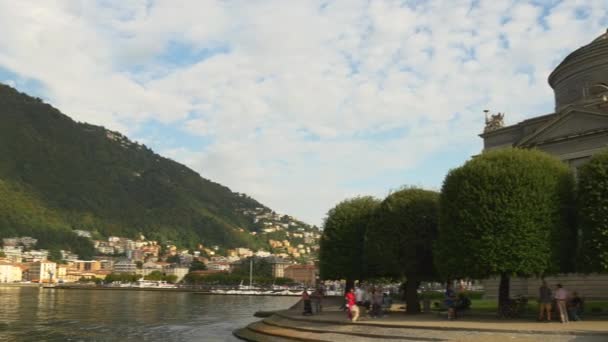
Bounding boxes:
[234,298,608,341]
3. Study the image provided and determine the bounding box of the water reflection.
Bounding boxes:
[0,286,298,341]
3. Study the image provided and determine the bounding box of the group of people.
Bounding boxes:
[538,281,583,323]
[301,288,324,316]
[345,284,393,321]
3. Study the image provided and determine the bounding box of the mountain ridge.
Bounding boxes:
[0,83,297,256]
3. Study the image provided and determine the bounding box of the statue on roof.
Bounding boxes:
[484,110,504,133]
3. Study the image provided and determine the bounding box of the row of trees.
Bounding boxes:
[319,148,608,313]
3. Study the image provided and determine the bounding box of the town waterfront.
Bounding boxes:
[0,286,299,341]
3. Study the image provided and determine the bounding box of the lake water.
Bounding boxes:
[0,286,299,341]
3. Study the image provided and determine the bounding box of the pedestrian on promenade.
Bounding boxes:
[345,287,360,322]
[302,289,313,316]
[445,283,457,320]
[382,291,393,316]
[355,284,364,306]
[371,287,384,318]
[538,280,552,322]
[311,288,323,314]
[554,284,569,323]
[567,292,583,321]
[363,285,372,311]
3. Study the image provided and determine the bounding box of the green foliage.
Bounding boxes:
[48,248,63,262]
[104,273,140,283]
[365,187,439,280]
[435,148,574,279]
[231,257,273,278]
[143,270,177,283]
[145,271,164,281]
[577,150,608,272]
[166,255,181,264]
[319,196,380,281]
[0,83,271,252]
[189,259,207,272]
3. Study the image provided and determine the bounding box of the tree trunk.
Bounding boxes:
[498,273,510,315]
[405,279,421,314]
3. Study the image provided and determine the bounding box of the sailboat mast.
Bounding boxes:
[249,257,253,288]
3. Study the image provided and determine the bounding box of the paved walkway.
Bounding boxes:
[234,298,608,342]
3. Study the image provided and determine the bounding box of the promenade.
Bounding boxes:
[235,298,608,342]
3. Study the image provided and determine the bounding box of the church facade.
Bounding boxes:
[480,30,608,299]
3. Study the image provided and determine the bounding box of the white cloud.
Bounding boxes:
[0,0,606,225]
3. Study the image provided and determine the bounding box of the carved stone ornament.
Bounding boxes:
[484,111,505,133]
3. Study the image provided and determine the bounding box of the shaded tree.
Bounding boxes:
[166,255,180,264]
[189,259,207,272]
[365,187,439,313]
[577,150,608,272]
[48,248,63,262]
[231,257,273,278]
[319,196,380,291]
[435,148,574,313]
[145,270,164,281]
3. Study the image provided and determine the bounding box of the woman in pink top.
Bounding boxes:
[554,284,569,323]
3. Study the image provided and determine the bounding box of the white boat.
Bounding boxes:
[137,280,177,288]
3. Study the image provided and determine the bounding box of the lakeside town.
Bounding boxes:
[0,209,322,287]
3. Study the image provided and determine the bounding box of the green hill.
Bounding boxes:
[0,83,272,256]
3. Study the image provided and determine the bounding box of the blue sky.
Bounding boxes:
[0,0,606,225]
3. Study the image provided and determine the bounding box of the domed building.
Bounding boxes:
[481,29,608,170]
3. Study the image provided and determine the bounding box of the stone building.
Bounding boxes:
[481,29,608,170]
[0,261,22,283]
[284,265,318,286]
[28,261,57,283]
[480,30,608,299]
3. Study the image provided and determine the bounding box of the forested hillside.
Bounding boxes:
[0,83,270,254]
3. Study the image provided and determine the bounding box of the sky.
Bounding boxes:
[0,0,607,226]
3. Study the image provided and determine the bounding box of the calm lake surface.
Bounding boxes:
[0,286,299,341]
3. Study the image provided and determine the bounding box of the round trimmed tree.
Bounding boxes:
[435,148,574,312]
[365,187,439,313]
[319,196,380,290]
[578,150,608,273]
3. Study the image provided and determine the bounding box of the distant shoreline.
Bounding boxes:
[0,284,306,296]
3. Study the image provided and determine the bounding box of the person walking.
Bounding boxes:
[538,281,552,322]
[554,284,569,323]
[345,287,360,322]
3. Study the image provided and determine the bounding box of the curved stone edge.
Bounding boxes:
[261,317,442,341]
[271,311,608,337]
[253,310,278,318]
[233,323,322,342]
